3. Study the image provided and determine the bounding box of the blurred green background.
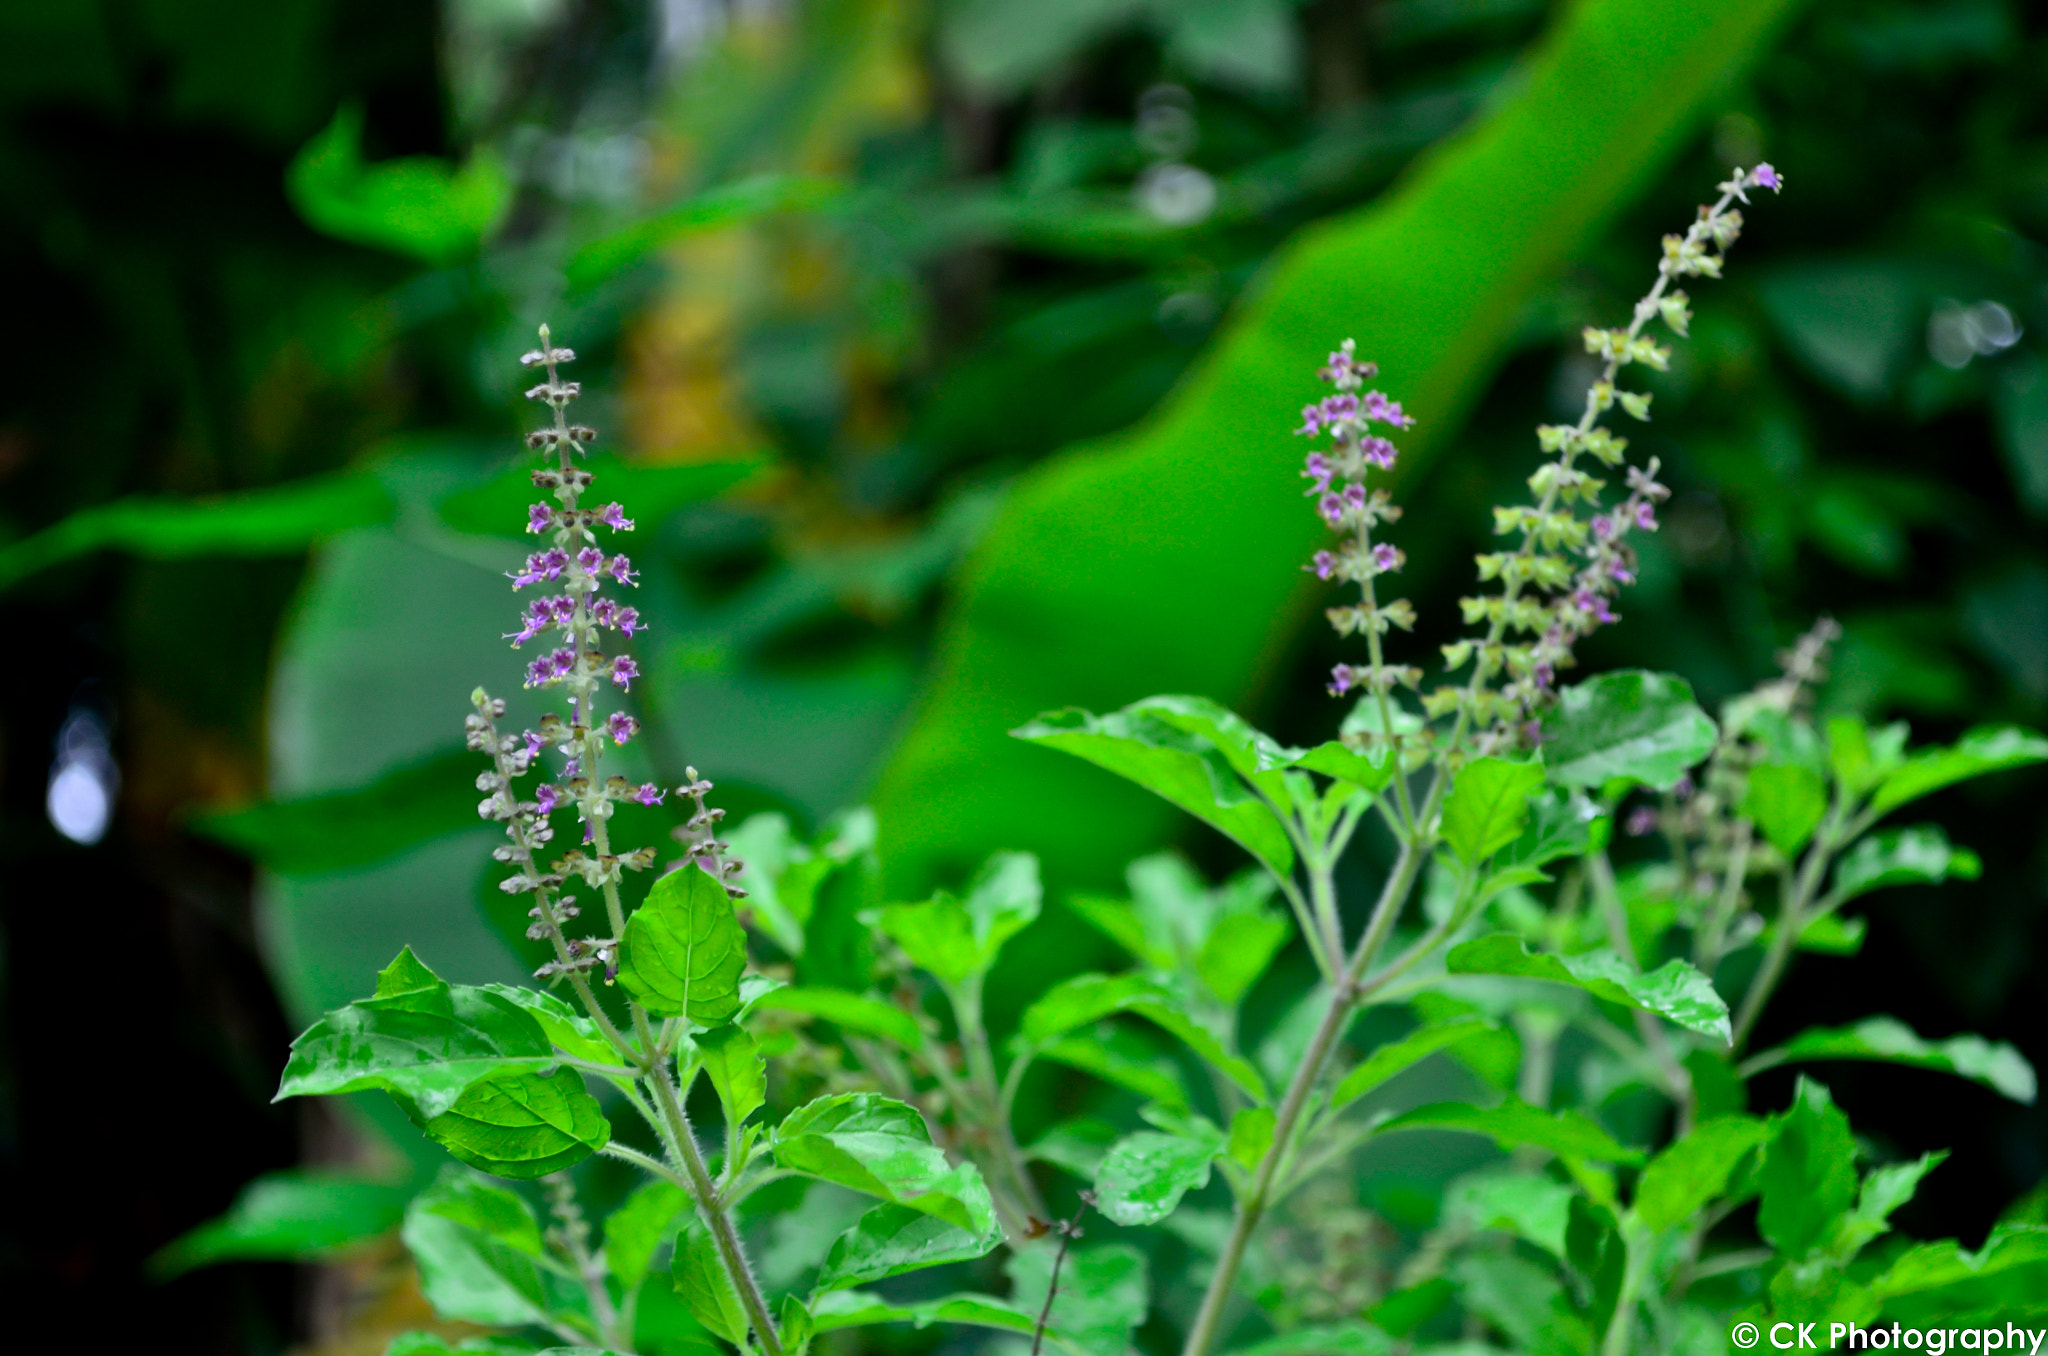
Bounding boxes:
[1,0,2044,1351]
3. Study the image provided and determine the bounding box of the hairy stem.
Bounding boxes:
[545,1172,624,1351]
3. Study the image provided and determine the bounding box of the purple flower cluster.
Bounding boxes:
[1297,340,1423,705]
[1424,165,1780,748]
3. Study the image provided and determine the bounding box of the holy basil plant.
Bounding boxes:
[224,168,2048,1356]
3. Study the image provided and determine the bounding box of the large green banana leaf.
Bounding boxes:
[870,0,1806,893]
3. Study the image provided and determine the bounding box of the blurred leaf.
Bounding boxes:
[434,455,763,539]
[807,1289,1039,1337]
[191,747,478,874]
[1006,1242,1149,1356]
[1830,825,1981,904]
[1443,1170,1573,1258]
[873,851,1041,987]
[1040,1029,1192,1110]
[1741,761,1828,856]
[0,469,393,594]
[1502,789,1606,871]
[603,1181,688,1295]
[1756,259,1920,400]
[939,0,1147,95]
[1439,757,1546,865]
[148,1171,409,1277]
[1375,1098,1643,1164]
[1329,1015,1499,1113]
[1093,1125,1225,1226]
[1872,1222,2048,1308]
[1993,359,2048,516]
[1834,1152,1946,1259]
[1868,726,2048,816]
[619,866,749,1026]
[1015,971,1266,1099]
[1220,1323,1393,1356]
[1757,1076,1859,1258]
[751,985,924,1051]
[1445,934,1731,1041]
[1541,671,1718,792]
[287,104,510,263]
[567,177,843,289]
[1744,1017,2036,1104]
[877,0,1805,892]
[1631,1115,1769,1233]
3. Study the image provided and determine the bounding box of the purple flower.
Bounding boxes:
[1363,392,1415,429]
[1634,501,1658,531]
[1308,550,1337,580]
[1607,557,1636,585]
[1319,492,1345,528]
[607,554,638,587]
[536,783,563,815]
[1591,514,1614,541]
[523,730,545,760]
[1319,393,1360,424]
[1371,542,1400,573]
[615,606,642,636]
[1533,661,1555,690]
[576,546,606,576]
[632,782,665,807]
[607,712,639,745]
[598,502,634,531]
[1360,436,1397,470]
[510,548,568,589]
[528,503,555,534]
[1751,163,1782,192]
[1573,588,1616,625]
[611,655,640,691]
[1342,483,1366,513]
[591,598,617,627]
[506,600,550,647]
[1625,805,1659,837]
[1302,452,1333,492]
[525,655,556,686]
[1327,663,1358,697]
[1296,404,1325,437]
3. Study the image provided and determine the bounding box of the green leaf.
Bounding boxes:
[1011,700,1295,875]
[287,104,510,262]
[421,1067,611,1179]
[1741,762,1829,856]
[1502,790,1606,871]
[812,1201,1003,1294]
[1541,671,1719,792]
[671,1227,751,1346]
[1039,1030,1191,1111]
[188,747,477,874]
[1374,1098,1644,1164]
[1871,1222,2048,1303]
[619,866,748,1026]
[565,175,842,289]
[1016,972,1266,1099]
[1745,1018,2036,1104]
[1870,726,2048,816]
[1222,1324,1394,1356]
[1258,739,1398,794]
[749,985,924,1051]
[1445,934,1731,1041]
[773,1094,998,1233]
[276,949,556,1119]
[1227,1106,1277,1174]
[873,851,1041,986]
[1831,826,1982,904]
[148,1172,409,1277]
[874,0,1805,894]
[1329,1016,1500,1113]
[402,1168,585,1329]
[603,1181,688,1295]
[0,469,395,596]
[1757,1077,1860,1258]
[1826,716,1910,798]
[1093,1126,1226,1226]
[1006,1242,1149,1356]
[435,454,762,541]
[696,1026,767,1127]
[1439,757,1546,864]
[807,1289,1039,1338]
[1631,1115,1770,1233]
[1443,1171,1573,1259]
[482,985,623,1069]
[1834,1152,1946,1259]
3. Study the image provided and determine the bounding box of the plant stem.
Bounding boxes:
[1600,1227,1651,1356]
[1179,837,1427,1356]
[545,1172,625,1351]
[1729,824,1836,1051]
[1586,848,1693,1119]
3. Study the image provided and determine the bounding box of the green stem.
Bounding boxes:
[954,981,1049,1235]
[1179,837,1428,1356]
[545,1172,625,1352]
[1586,848,1692,1118]
[1600,1227,1651,1356]
[1729,823,1837,1051]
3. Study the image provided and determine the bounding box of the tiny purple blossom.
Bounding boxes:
[1625,805,1660,837]
[598,502,634,531]
[615,607,642,636]
[576,546,605,576]
[1327,663,1357,697]
[591,598,617,627]
[1607,557,1636,585]
[1308,550,1338,580]
[1302,452,1333,492]
[510,548,568,589]
[523,730,545,760]
[1342,483,1366,512]
[1319,393,1360,424]
[1573,588,1616,625]
[607,712,639,746]
[1751,163,1782,192]
[528,503,554,534]
[1635,501,1658,530]
[1360,436,1397,470]
[1371,542,1400,573]
[1362,392,1415,429]
[611,655,640,691]
[536,783,563,815]
[1296,404,1324,437]
[607,554,638,587]
[1591,514,1614,541]
[1319,492,1345,528]
[632,782,665,807]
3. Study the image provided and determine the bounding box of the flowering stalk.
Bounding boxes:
[467,326,784,1356]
